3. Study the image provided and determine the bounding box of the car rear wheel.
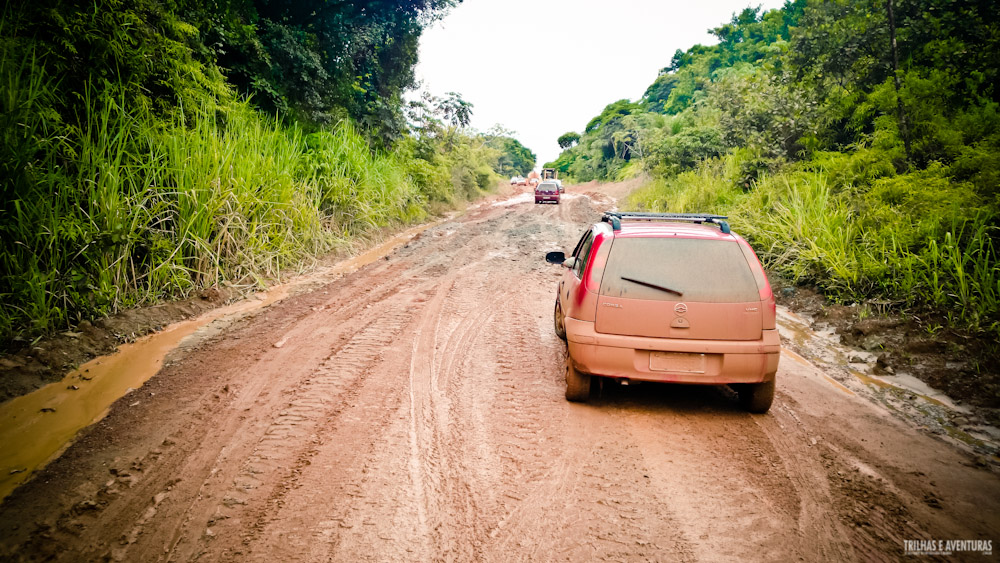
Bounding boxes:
[565,356,591,402]
[737,379,774,413]
[554,300,567,341]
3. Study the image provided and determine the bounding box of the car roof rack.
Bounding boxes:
[601,212,731,234]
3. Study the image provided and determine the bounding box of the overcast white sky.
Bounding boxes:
[414,0,786,169]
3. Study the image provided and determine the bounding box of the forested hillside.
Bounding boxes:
[549,0,999,341]
[0,0,535,342]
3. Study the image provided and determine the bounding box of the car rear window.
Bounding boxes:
[599,237,761,303]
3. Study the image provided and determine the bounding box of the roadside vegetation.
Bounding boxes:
[548,0,999,341]
[0,0,535,343]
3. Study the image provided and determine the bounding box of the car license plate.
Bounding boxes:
[649,352,706,373]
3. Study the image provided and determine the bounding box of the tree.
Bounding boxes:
[405,93,444,137]
[557,132,580,149]
[647,127,724,173]
[179,0,461,144]
[491,137,536,176]
[405,91,473,149]
[436,92,474,128]
[585,99,638,133]
[709,67,821,159]
[886,0,911,163]
[642,73,680,113]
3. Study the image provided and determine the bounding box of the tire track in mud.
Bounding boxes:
[167,302,418,562]
[767,352,998,562]
[4,274,420,563]
[310,209,554,561]
[75,262,428,563]
[758,399,858,560]
[768,392,938,563]
[208,214,521,561]
[409,268,502,561]
[391,215,562,560]
[397,272,476,561]
[620,391,856,562]
[817,441,928,563]
[479,333,697,560]
[473,300,582,560]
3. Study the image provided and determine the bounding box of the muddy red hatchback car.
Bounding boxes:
[534,181,560,204]
[546,212,779,412]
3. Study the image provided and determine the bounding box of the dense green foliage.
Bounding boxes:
[489,136,536,177]
[551,0,999,337]
[557,132,580,149]
[6,0,456,143]
[0,0,532,342]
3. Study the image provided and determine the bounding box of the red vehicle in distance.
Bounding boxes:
[534,181,560,204]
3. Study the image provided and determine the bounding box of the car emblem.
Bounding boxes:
[674,303,688,315]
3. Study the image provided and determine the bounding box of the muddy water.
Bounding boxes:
[776,306,1000,456]
[0,220,442,501]
[0,290,286,501]
[777,307,957,405]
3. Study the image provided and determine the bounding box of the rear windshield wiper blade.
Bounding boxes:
[620,276,683,296]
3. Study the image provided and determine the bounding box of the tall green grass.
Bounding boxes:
[0,45,487,342]
[919,221,999,328]
[624,151,1000,337]
[303,124,427,236]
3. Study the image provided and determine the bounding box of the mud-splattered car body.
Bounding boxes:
[547,212,779,412]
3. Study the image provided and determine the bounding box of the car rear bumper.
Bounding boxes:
[535,195,559,203]
[565,317,779,384]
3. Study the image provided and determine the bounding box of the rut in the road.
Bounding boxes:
[168,306,417,561]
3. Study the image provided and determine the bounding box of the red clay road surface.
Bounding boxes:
[1,184,997,562]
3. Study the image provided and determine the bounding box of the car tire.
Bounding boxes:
[737,379,774,413]
[565,356,591,402]
[554,300,567,341]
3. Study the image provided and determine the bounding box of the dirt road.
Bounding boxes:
[1,185,997,562]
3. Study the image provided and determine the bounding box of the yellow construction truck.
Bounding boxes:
[540,168,562,192]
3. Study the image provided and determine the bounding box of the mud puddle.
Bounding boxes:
[0,219,444,501]
[777,306,1000,457]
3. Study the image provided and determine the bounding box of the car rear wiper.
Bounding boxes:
[620,276,683,296]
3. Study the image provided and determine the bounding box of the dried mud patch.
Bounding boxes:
[567,193,607,223]
[771,275,1000,426]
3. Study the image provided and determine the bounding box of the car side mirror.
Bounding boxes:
[545,251,566,264]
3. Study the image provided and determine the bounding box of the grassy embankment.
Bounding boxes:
[625,149,999,341]
[0,48,498,343]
